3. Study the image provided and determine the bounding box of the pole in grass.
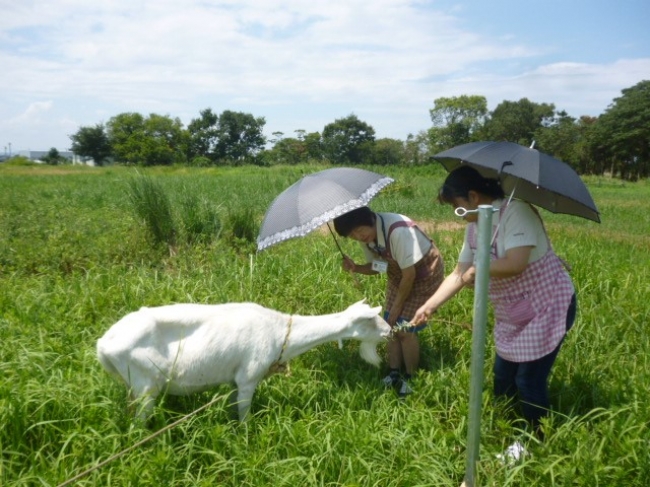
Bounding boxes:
[457,204,495,487]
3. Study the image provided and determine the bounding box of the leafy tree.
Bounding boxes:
[265,129,324,165]
[370,138,404,165]
[533,111,581,166]
[213,110,266,164]
[481,98,555,146]
[69,123,112,166]
[267,137,304,165]
[142,113,185,166]
[269,131,285,146]
[404,131,432,165]
[574,116,603,175]
[565,116,599,176]
[303,131,323,161]
[588,80,650,180]
[42,147,63,165]
[322,114,375,164]
[187,108,219,161]
[529,113,602,176]
[107,112,185,166]
[428,95,488,152]
[106,112,146,165]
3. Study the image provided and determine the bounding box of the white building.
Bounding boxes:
[15,150,94,165]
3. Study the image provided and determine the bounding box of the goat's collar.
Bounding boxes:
[268,315,292,375]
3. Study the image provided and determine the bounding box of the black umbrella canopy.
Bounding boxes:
[434,141,600,223]
[257,167,394,251]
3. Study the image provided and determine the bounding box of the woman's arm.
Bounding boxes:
[412,262,472,324]
[490,246,533,278]
[460,246,533,283]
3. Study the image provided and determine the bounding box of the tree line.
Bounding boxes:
[68,80,650,180]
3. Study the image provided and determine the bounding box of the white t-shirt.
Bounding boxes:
[361,212,432,269]
[458,199,548,264]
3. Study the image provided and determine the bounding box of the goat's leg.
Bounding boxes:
[133,392,158,422]
[128,378,161,422]
[234,380,258,421]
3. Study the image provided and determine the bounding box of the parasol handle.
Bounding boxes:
[328,223,360,288]
[327,222,345,257]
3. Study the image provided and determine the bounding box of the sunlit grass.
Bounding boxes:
[0,164,648,485]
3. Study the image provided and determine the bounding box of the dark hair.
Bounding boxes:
[438,166,505,204]
[333,206,375,237]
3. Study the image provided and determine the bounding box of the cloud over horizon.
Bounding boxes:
[2,0,649,152]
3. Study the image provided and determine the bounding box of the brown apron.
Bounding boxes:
[368,220,444,320]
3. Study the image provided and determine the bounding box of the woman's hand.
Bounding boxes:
[412,304,435,325]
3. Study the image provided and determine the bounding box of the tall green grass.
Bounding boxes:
[0,164,648,486]
[127,173,177,249]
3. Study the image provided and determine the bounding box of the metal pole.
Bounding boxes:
[463,204,494,487]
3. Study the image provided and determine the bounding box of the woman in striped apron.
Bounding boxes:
[412,166,577,459]
[334,206,444,398]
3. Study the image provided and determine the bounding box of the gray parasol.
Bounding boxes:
[434,141,600,223]
[257,167,394,251]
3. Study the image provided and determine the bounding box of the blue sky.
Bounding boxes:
[1,0,649,153]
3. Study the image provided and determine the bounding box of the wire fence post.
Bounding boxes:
[463,204,494,487]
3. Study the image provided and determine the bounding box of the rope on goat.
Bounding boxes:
[267,315,293,375]
[56,393,229,487]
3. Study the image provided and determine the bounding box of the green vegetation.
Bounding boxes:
[127,173,177,249]
[62,80,650,180]
[0,164,648,486]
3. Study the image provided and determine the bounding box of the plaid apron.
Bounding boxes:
[468,202,574,362]
[369,220,444,321]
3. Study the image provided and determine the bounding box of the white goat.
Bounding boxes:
[97,299,391,421]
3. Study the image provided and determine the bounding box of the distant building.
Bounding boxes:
[15,150,94,165]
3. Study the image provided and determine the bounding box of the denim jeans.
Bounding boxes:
[493,294,577,427]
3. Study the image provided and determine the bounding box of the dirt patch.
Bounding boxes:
[0,165,97,176]
[415,219,464,233]
[315,219,464,236]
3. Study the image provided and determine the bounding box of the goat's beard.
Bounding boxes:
[359,341,381,367]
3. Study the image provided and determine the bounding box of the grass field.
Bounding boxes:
[1,163,649,486]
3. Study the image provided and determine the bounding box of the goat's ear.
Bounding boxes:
[346,299,380,319]
[353,304,382,319]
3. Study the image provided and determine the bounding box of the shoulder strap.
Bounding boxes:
[385,220,431,255]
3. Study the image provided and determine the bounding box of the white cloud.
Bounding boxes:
[1,0,648,150]
[473,58,650,115]
[19,101,53,120]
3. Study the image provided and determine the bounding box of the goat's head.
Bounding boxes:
[343,299,392,367]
